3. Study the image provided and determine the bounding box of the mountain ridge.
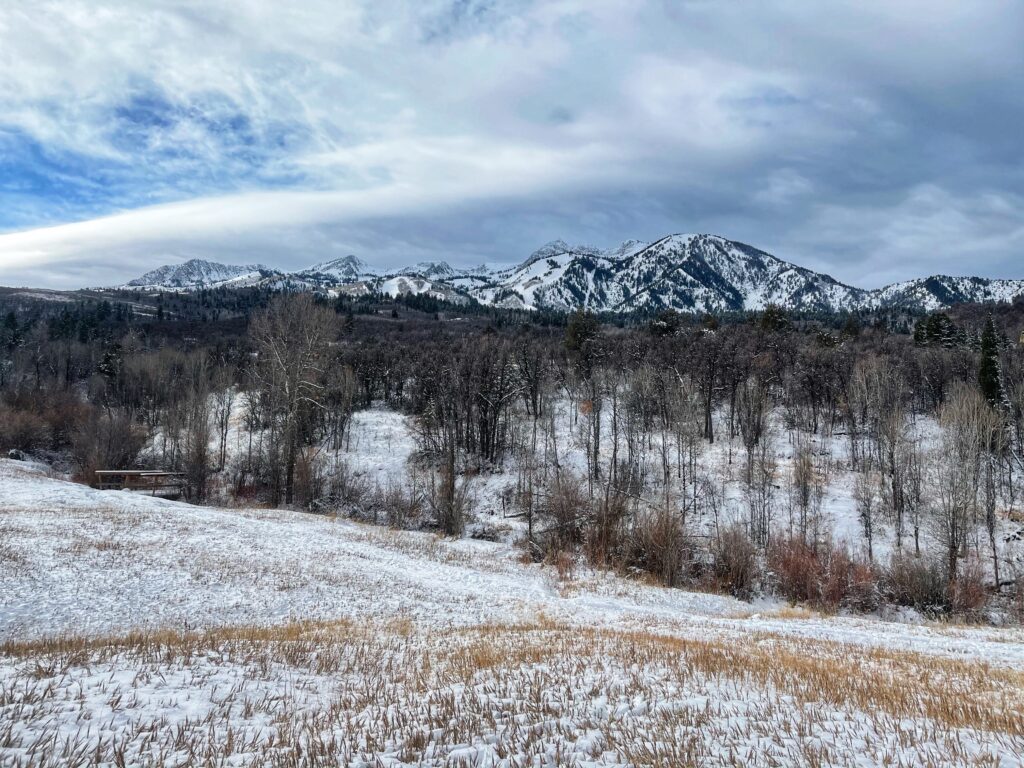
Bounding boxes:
[118,235,1024,314]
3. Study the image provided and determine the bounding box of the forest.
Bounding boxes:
[2,287,1024,622]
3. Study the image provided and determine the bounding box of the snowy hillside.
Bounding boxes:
[608,234,866,313]
[118,235,1024,313]
[872,274,1024,312]
[4,398,1024,765]
[3,453,1024,766]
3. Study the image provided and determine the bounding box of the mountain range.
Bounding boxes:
[122,234,1024,314]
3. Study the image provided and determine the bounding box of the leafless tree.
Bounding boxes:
[854,471,880,562]
[249,294,336,506]
[933,384,986,581]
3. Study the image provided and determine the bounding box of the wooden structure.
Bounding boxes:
[94,470,186,497]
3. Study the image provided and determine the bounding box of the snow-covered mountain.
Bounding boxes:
[399,261,457,280]
[869,275,1024,313]
[473,235,868,312]
[125,259,278,290]
[119,235,1024,314]
[290,255,375,284]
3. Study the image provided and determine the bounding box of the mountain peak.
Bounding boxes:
[603,239,651,260]
[523,240,571,264]
[302,255,372,281]
[400,261,456,279]
[125,259,270,289]
[117,234,1024,314]
[520,240,606,269]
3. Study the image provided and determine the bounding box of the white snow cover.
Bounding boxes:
[4,407,1024,766]
[3,455,1024,766]
[2,454,1023,660]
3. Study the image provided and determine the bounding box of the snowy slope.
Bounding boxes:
[4,455,1024,662]
[398,261,457,279]
[286,255,380,288]
[5,429,1024,766]
[870,275,1024,311]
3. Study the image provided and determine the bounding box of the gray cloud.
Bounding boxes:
[0,0,1021,289]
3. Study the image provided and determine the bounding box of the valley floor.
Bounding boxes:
[2,459,1024,766]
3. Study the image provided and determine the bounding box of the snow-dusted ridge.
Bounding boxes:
[118,235,1024,314]
[125,259,280,290]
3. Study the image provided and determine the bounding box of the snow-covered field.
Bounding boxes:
[3,453,1024,765]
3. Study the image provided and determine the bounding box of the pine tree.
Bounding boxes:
[758,303,790,334]
[978,315,1005,407]
[98,341,123,380]
[565,310,600,353]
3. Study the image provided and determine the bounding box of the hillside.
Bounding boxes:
[3,454,1024,766]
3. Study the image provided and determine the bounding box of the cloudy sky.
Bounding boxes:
[0,0,1022,289]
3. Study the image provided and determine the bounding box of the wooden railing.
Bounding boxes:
[94,470,186,496]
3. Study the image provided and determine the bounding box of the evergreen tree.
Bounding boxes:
[978,315,1005,407]
[98,341,123,380]
[649,309,681,337]
[758,303,790,334]
[565,310,600,353]
[1,311,20,352]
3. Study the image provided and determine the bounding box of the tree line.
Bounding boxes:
[2,291,1023,618]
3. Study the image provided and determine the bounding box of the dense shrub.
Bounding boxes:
[768,536,879,612]
[883,554,949,615]
[0,407,49,452]
[316,459,370,512]
[948,559,990,618]
[537,473,589,557]
[70,409,148,482]
[626,509,695,587]
[584,490,630,568]
[711,525,760,599]
[0,391,90,454]
[881,554,989,618]
[292,447,327,510]
[380,481,427,529]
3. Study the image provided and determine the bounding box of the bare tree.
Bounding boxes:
[746,423,777,548]
[737,373,770,485]
[979,403,1007,587]
[854,471,880,562]
[211,368,237,472]
[934,384,986,581]
[249,294,336,506]
[789,438,825,546]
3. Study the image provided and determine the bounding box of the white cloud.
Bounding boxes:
[0,0,1022,288]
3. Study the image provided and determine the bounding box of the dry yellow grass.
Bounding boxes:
[1,616,1021,767]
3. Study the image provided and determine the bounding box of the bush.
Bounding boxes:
[71,409,147,482]
[881,554,989,619]
[584,490,630,568]
[711,525,760,599]
[292,447,326,510]
[768,536,878,612]
[627,508,694,587]
[536,473,589,557]
[323,459,369,509]
[0,407,49,452]
[382,481,427,530]
[883,554,949,616]
[949,559,989,619]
